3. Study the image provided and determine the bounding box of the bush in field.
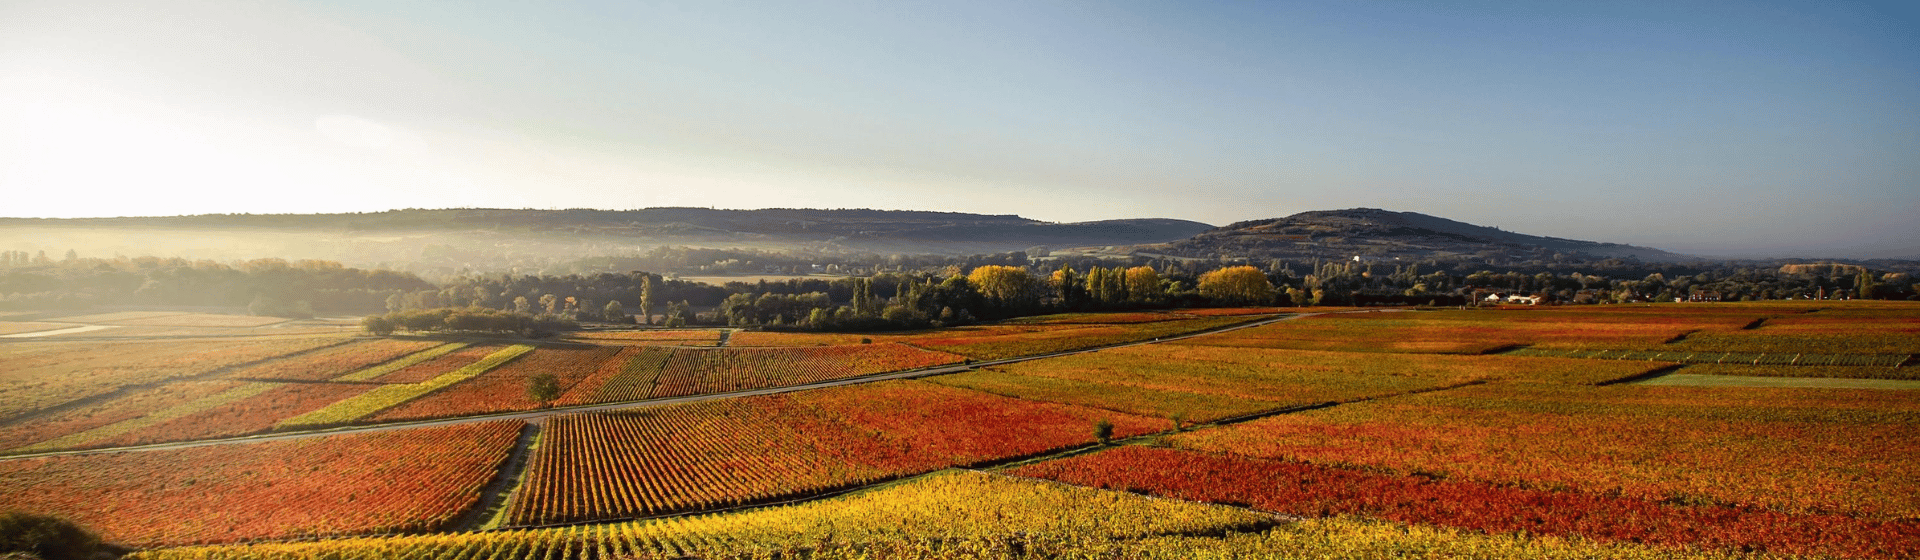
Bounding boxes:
[1094,419,1115,444]
[360,315,397,336]
[0,512,120,560]
[527,373,561,405]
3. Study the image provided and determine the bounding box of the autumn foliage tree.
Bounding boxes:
[967,265,1045,316]
[1197,266,1276,306]
[1123,266,1167,305]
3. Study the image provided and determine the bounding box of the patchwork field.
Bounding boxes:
[933,344,1672,422]
[131,470,1812,560]
[1176,307,1766,353]
[0,337,349,423]
[0,421,522,547]
[508,380,1162,525]
[1166,382,1920,519]
[729,312,1268,359]
[4,302,1916,559]
[1012,445,1919,560]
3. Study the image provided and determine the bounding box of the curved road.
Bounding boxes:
[4,310,1382,460]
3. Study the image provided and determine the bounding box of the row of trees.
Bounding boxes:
[373,257,1918,334]
[12,247,1913,331]
[710,265,1286,331]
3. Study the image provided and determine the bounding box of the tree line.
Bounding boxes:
[394,258,1917,332]
[0,254,432,315]
[7,248,1913,329]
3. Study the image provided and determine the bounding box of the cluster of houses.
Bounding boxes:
[1481,292,1542,305]
[1475,289,1729,305]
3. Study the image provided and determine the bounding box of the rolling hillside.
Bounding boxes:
[1147,208,1687,263]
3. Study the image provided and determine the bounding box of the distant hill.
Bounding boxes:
[0,208,1214,267]
[1149,208,1687,262]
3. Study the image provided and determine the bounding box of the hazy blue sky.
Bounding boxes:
[3,1,1915,257]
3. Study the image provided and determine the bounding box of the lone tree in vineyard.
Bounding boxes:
[527,373,561,405]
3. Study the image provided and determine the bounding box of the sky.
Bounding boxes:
[2,1,1916,258]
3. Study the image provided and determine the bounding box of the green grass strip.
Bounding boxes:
[12,382,281,453]
[277,344,536,429]
[331,341,472,382]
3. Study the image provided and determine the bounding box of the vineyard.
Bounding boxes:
[1177,308,1777,353]
[932,343,1672,423]
[0,336,985,453]
[725,311,1269,353]
[0,421,522,547]
[563,329,724,346]
[505,380,1162,525]
[1010,445,1920,559]
[1505,346,1911,366]
[1169,312,1519,354]
[277,345,537,429]
[645,343,966,398]
[0,337,346,422]
[133,470,1785,560]
[220,339,445,381]
[2,302,1916,559]
[1668,311,1920,354]
[359,344,498,384]
[0,380,252,451]
[559,346,674,404]
[1168,381,1920,519]
[1638,372,1920,389]
[1000,311,1198,324]
[901,315,1263,360]
[370,345,625,421]
[25,382,380,451]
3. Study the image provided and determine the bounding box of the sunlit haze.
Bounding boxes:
[3,1,1915,258]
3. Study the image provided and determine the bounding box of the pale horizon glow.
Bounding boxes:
[2,0,1916,259]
